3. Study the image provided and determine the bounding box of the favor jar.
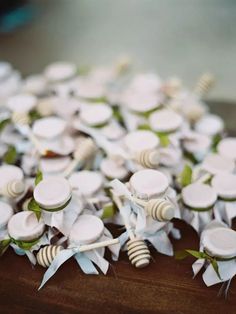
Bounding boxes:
[0,165,25,201]
[32,116,75,156]
[7,211,48,264]
[191,221,236,287]
[33,176,83,236]
[212,173,236,226]
[181,182,217,233]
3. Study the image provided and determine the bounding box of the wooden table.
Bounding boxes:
[0,102,236,313]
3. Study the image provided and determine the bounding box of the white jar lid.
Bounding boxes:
[130,169,169,199]
[0,165,23,190]
[23,75,47,95]
[122,91,161,113]
[8,211,45,241]
[41,135,75,156]
[0,201,13,229]
[0,62,12,80]
[129,73,162,93]
[44,62,77,82]
[34,177,71,209]
[69,214,104,245]
[202,227,236,258]
[211,173,236,199]
[202,153,235,175]
[100,121,125,140]
[100,158,129,180]
[149,109,183,133]
[80,103,112,127]
[183,132,211,154]
[32,117,66,139]
[218,138,236,160]
[159,147,182,167]
[69,171,103,197]
[195,114,224,136]
[6,93,37,112]
[40,157,71,174]
[124,130,159,154]
[182,183,217,209]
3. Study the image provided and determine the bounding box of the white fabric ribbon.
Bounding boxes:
[182,206,212,234]
[214,201,236,227]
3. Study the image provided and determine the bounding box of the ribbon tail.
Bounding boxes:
[74,252,99,275]
[147,230,173,256]
[192,258,205,277]
[85,250,109,274]
[203,260,236,287]
[25,251,37,265]
[38,249,75,290]
[132,204,146,234]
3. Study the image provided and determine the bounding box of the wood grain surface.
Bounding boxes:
[0,220,235,314]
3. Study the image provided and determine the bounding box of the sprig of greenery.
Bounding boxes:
[179,164,192,187]
[3,145,17,165]
[35,169,43,186]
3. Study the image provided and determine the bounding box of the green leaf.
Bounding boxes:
[35,169,43,186]
[175,250,190,260]
[113,107,124,124]
[11,238,39,250]
[28,198,41,220]
[179,164,192,187]
[0,118,10,133]
[0,239,11,256]
[157,132,170,147]
[211,259,222,280]
[28,109,41,124]
[101,203,115,219]
[138,124,151,131]
[3,145,17,165]
[185,249,206,259]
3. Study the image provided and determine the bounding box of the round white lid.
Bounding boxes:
[159,147,182,167]
[202,153,235,175]
[32,117,66,139]
[100,158,129,180]
[202,227,236,258]
[75,79,105,99]
[122,91,160,113]
[182,183,217,209]
[195,114,224,136]
[80,103,112,126]
[218,138,236,160]
[44,62,77,82]
[34,177,72,209]
[149,109,183,132]
[69,171,103,197]
[0,201,13,229]
[23,75,47,95]
[130,169,169,199]
[211,173,236,199]
[8,211,45,241]
[129,73,162,93]
[69,214,104,245]
[6,93,37,112]
[0,62,12,80]
[124,130,159,154]
[0,165,23,190]
[183,132,211,154]
[40,157,71,174]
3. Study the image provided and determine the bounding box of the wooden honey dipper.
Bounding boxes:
[1,179,25,198]
[194,73,215,98]
[112,192,151,268]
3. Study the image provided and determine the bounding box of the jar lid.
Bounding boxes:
[129,73,162,93]
[0,62,12,80]
[211,173,236,199]
[202,153,235,175]
[44,62,77,82]
[195,114,224,136]
[41,135,75,156]
[130,169,169,199]
[149,109,183,133]
[34,177,71,209]
[6,94,37,112]
[202,227,236,258]
[80,103,112,127]
[69,171,103,197]
[23,75,47,95]
[40,157,71,174]
[124,130,159,154]
[32,117,66,139]
[182,183,217,209]
[100,121,125,140]
[159,147,182,167]
[182,132,211,154]
[69,214,104,245]
[218,138,236,160]
[100,158,129,180]
[0,201,13,229]
[121,91,161,113]
[0,165,23,190]
[8,211,45,241]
